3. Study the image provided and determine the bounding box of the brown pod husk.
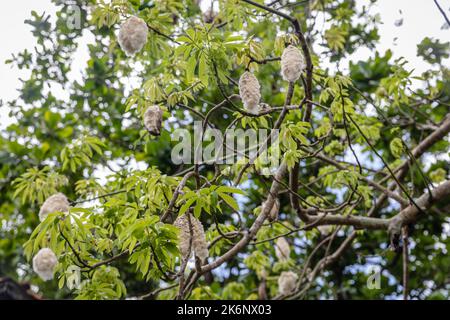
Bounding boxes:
[238,71,261,114]
[262,198,280,222]
[275,237,290,262]
[118,16,148,56]
[174,214,209,263]
[144,105,163,136]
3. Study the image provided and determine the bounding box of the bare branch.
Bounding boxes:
[388,180,450,243]
[433,0,450,26]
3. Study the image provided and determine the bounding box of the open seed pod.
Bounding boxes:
[144,105,163,136]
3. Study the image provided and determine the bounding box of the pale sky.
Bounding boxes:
[0,0,449,130]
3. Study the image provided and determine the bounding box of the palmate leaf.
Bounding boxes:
[176,185,246,217]
[324,25,348,51]
[12,166,68,204]
[216,186,246,195]
[217,192,239,211]
[178,195,197,216]
[60,136,106,173]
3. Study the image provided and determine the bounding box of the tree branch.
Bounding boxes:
[388,180,450,243]
[433,0,450,26]
[201,162,288,273]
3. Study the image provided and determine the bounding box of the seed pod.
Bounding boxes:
[32,248,58,281]
[174,214,209,263]
[275,237,290,262]
[144,105,163,136]
[118,16,148,56]
[239,71,261,114]
[317,225,333,236]
[192,218,209,262]
[262,198,280,222]
[39,193,70,222]
[278,271,298,295]
[174,215,191,260]
[280,45,305,82]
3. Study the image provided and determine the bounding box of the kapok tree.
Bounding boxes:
[2,0,450,300]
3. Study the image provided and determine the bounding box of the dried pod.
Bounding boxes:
[239,71,261,114]
[39,193,69,222]
[275,237,290,262]
[174,215,191,260]
[278,271,298,295]
[262,198,280,222]
[280,45,305,82]
[317,225,333,236]
[144,105,163,136]
[174,214,209,262]
[192,218,209,262]
[32,248,58,281]
[118,16,148,56]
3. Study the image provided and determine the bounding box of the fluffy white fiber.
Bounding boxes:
[32,248,58,281]
[270,198,280,222]
[144,105,163,136]
[239,71,261,114]
[275,237,290,262]
[39,193,69,222]
[118,16,148,56]
[280,45,305,82]
[317,225,333,235]
[278,271,298,295]
[262,198,280,222]
[174,214,209,262]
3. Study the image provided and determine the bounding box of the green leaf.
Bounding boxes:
[216,186,246,195]
[218,192,239,211]
[179,197,197,216]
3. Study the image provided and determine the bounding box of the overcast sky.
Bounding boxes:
[0,0,449,130]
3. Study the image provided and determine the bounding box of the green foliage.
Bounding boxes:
[244,251,270,275]
[350,50,393,92]
[390,138,404,159]
[379,58,413,106]
[222,282,246,300]
[417,37,450,65]
[90,0,123,28]
[325,25,348,51]
[60,136,105,172]
[178,185,245,217]
[429,168,446,183]
[76,266,127,300]
[12,167,68,204]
